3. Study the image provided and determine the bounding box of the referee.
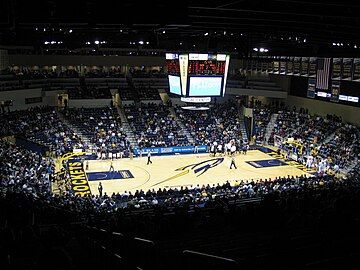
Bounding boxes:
[230,155,237,169]
[147,151,153,165]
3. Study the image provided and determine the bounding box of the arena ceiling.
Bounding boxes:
[0,0,360,57]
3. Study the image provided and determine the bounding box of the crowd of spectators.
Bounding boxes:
[62,107,131,157]
[67,86,112,99]
[119,87,137,100]
[253,106,272,144]
[129,68,166,78]
[135,84,161,100]
[84,67,125,78]
[56,173,343,213]
[1,133,356,214]
[125,103,188,147]
[0,140,54,196]
[175,101,243,146]
[8,67,80,79]
[317,124,359,168]
[273,112,350,168]
[252,105,359,170]
[0,106,85,156]
[1,101,359,269]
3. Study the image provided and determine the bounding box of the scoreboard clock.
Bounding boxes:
[166,53,230,97]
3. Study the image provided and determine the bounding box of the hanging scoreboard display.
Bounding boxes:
[166,53,180,75]
[166,53,182,95]
[166,53,230,97]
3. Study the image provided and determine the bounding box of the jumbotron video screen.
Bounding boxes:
[166,53,230,97]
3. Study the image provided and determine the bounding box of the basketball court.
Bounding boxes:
[56,147,316,196]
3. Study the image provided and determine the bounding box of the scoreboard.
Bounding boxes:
[166,53,230,97]
[166,54,180,75]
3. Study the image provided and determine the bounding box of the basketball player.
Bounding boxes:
[109,160,115,172]
[194,143,199,154]
[147,151,152,165]
[217,143,223,156]
[225,141,230,156]
[317,159,325,175]
[213,141,218,157]
[306,155,313,168]
[230,155,237,169]
[333,163,340,175]
[210,143,216,157]
[230,144,236,156]
[243,143,249,155]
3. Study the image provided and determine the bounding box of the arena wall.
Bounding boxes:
[0,88,45,110]
[0,88,66,110]
[226,88,287,98]
[269,74,291,92]
[68,99,112,108]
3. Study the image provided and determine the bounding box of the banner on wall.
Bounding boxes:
[301,57,309,76]
[286,57,294,75]
[268,59,274,73]
[342,58,353,80]
[273,59,280,74]
[332,58,342,80]
[251,59,259,71]
[309,57,317,77]
[353,58,360,81]
[293,57,301,75]
[280,57,287,74]
[243,59,250,71]
[261,61,269,72]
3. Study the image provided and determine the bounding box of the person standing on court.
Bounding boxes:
[147,151,152,165]
[194,143,199,154]
[98,182,103,197]
[109,160,114,172]
[230,155,237,169]
[230,144,236,156]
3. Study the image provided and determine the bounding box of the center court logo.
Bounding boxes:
[150,157,224,187]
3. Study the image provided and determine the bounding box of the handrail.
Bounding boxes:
[183,250,238,264]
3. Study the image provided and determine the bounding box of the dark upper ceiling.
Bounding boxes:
[1,0,360,57]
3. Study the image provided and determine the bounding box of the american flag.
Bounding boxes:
[316,58,331,90]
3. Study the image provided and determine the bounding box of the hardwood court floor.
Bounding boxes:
[84,149,313,196]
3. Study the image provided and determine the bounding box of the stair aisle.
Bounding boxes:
[116,106,137,147]
[168,107,195,145]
